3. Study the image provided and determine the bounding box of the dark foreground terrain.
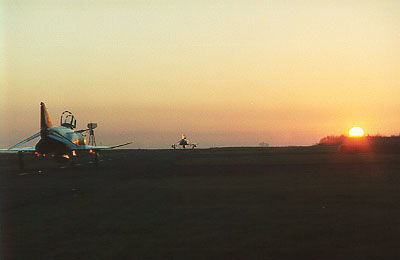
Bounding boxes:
[1,147,400,259]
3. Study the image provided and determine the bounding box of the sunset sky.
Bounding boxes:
[1,0,400,148]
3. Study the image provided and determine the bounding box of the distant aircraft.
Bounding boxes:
[172,134,197,149]
[1,102,131,168]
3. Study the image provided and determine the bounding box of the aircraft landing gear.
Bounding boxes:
[69,151,77,167]
[17,151,24,170]
[94,152,100,167]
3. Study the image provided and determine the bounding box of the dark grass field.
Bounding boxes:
[1,147,400,259]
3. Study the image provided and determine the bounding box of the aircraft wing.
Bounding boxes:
[0,142,132,153]
[0,132,40,152]
[75,128,90,133]
[8,132,40,149]
[48,130,132,150]
[75,142,132,150]
[0,146,36,152]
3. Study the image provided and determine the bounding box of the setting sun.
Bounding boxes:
[349,127,364,137]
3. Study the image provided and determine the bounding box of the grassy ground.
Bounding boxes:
[1,147,400,259]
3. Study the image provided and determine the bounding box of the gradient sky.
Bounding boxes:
[1,0,400,148]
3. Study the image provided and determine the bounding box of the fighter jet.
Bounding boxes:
[1,102,131,168]
[172,134,197,149]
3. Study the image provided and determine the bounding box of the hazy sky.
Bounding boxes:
[1,0,400,148]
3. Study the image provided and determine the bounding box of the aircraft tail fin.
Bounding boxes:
[40,102,53,129]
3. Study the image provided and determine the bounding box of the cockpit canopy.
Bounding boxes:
[60,111,76,129]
